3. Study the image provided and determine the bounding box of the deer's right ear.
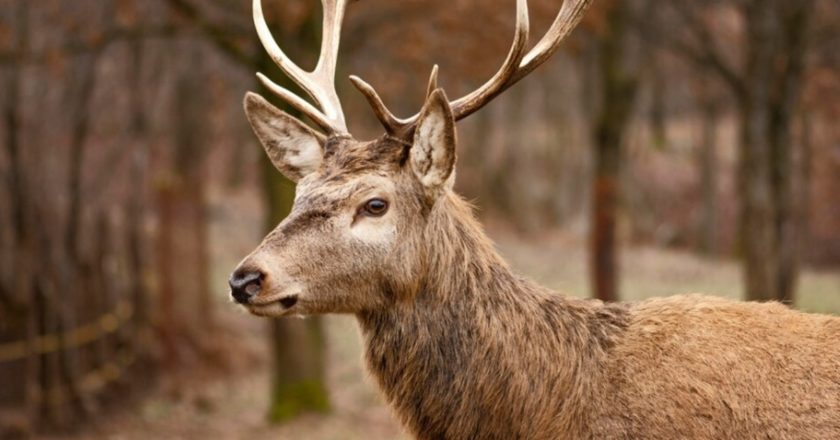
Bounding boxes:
[411,89,457,194]
[244,92,326,182]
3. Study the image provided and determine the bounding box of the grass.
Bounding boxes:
[494,231,840,315]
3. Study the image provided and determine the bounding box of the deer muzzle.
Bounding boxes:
[229,268,263,305]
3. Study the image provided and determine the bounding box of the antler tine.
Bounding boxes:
[450,0,593,120]
[349,75,413,135]
[253,0,348,134]
[426,65,440,99]
[351,0,592,135]
[450,0,595,120]
[449,0,530,119]
[350,0,528,133]
[349,64,441,136]
[316,0,346,80]
[513,0,592,84]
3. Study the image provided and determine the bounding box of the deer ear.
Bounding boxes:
[244,92,326,182]
[411,89,457,192]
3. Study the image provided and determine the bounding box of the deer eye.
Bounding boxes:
[361,198,389,217]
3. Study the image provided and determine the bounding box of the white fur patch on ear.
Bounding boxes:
[411,89,456,192]
[244,92,326,182]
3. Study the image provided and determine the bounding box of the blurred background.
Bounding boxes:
[1,0,839,438]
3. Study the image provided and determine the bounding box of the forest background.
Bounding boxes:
[1,0,839,437]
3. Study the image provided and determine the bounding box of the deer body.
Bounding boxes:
[358,192,840,439]
[230,0,840,438]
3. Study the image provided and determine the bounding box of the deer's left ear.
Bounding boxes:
[244,92,326,182]
[411,89,457,192]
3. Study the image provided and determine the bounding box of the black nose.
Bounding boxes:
[229,269,263,304]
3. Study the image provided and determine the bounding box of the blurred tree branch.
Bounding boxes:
[0,25,179,66]
[162,0,430,83]
[645,0,818,302]
[669,2,745,97]
[164,0,254,66]
[0,0,255,68]
[636,2,746,98]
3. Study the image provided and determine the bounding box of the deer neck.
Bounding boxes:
[358,190,557,345]
[419,191,520,303]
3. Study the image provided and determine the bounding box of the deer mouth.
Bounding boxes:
[278,295,299,308]
[246,294,300,317]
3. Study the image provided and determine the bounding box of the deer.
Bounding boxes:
[229,0,840,438]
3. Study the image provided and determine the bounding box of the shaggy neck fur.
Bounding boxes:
[357,192,630,440]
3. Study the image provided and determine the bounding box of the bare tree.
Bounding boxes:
[654,0,816,303]
[586,0,644,301]
[696,78,722,256]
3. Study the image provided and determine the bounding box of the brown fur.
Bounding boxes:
[360,192,840,439]
[235,92,840,439]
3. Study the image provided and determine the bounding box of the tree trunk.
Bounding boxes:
[154,39,213,370]
[57,50,103,421]
[3,2,39,425]
[127,31,150,349]
[738,0,812,303]
[796,109,812,266]
[698,90,719,255]
[173,43,212,329]
[769,1,812,304]
[591,156,619,302]
[739,2,778,302]
[738,106,777,302]
[590,1,638,302]
[155,176,181,369]
[649,61,667,150]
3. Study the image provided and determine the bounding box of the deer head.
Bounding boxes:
[230,0,591,317]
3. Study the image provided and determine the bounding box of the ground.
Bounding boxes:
[47,227,840,440]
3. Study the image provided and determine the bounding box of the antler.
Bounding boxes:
[350,0,593,136]
[253,0,348,135]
